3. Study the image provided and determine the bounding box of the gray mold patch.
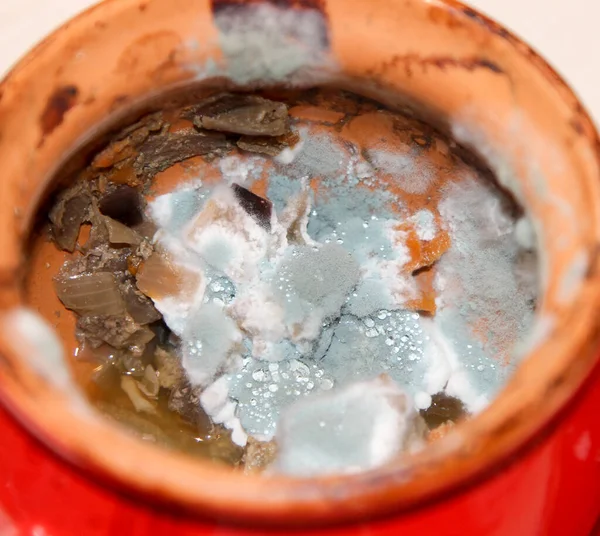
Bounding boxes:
[514,314,555,357]
[182,302,242,386]
[226,309,428,438]
[286,132,346,179]
[558,250,589,303]
[1,307,94,419]
[451,111,526,205]
[272,376,422,477]
[275,243,360,322]
[3,308,72,390]
[438,178,536,370]
[214,3,331,84]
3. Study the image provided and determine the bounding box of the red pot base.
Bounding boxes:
[1,360,599,536]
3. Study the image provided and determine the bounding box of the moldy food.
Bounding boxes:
[35,89,537,476]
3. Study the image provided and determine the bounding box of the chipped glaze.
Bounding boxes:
[0,0,598,534]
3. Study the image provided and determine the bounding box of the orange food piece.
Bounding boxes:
[388,214,451,314]
[127,255,142,276]
[405,268,438,314]
[106,162,142,187]
[136,252,201,300]
[401,226,451,273]
[93,138,136,169]
[249,174,270,199]
[288,105,345,125]
[167,118,195,133]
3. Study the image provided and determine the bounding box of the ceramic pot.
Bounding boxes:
[0,0,598,534]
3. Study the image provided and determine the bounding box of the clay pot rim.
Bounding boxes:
[0,0,599,527]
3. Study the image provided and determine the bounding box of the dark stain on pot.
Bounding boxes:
[40,85,79,138]
[584,243,600,279]
[458,5,511,39]
[425,56,503,74]
[426,4,463,30]
[569,102,594,137]
[374,54,503,78]
[570,118,585,136]
[460,6,484,22]
[548,372,569,394]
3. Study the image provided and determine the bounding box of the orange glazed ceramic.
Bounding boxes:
[0,0,598,535]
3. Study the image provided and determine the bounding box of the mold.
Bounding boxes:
[558,251,589,303]
[212,2,331,84]
[211,0,328,15]
[2,308,72,390]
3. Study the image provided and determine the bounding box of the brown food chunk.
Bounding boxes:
[55,272,126,316]
[420,393,467,429]
[79,243,132,273]
[94,114,164,170]
[104,160,142,188]
[77,314,155,350]
[168,382,209,428]
[243,437,277,474]
[49,182,91,252]
[237,136,285,156]
[236,130,299,156]
[135,130,231,178]
[190,94,289,137]
[231,183,272,229]
[120,280,162,325]
[279,187,311,245]
[132,220,158,240]
[103,216,142,246]
[115,112,164,141]
[92,113,165,189]
[93,137,137,169]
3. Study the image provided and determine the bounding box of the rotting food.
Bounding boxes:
[39,89,537,476]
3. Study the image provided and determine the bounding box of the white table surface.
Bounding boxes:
[1,0,597,123]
